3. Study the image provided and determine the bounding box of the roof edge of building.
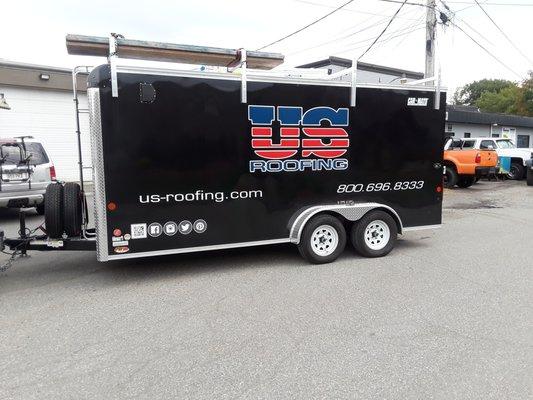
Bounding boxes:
[297,56,424,79]
[0,59,87,92]
[446,105,533,129]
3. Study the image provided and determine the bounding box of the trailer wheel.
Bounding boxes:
[63,182,82,237]
[457,176,475,188]
[298,214,346,264]
[443,166,458,188]
[351,210,397,258]
[44,183,64,239]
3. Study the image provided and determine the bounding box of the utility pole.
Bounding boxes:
[425,0,437,85]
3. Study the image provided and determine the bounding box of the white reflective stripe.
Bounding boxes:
[402,224,442,232]
[106,238,291,261]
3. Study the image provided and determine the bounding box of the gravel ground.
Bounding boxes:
[0,180,532,400]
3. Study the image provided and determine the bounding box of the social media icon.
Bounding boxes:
[164,221,178,236]
[148,222,162,237]
[193,219,207,234]
[178,220,192,235]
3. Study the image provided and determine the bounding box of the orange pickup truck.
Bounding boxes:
[443,138,498,188]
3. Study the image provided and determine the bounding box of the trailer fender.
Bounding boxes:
[289,203,403,244]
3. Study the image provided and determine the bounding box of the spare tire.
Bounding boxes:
[63,182,82,237]
[44,183,64,239]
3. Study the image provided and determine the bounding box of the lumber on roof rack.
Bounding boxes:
[66,34,284,70]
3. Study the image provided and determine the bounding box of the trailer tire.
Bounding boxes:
[351,210,397,258]
[444,166,458,188]
[63,182,82,237]
[44,183,64,239]
[298,214,346,264]
[457,176,475,188]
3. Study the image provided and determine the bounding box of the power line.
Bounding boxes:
[293,0,422,20]
[340,12,425,53]
[448,19,523,78]
[358,0,409,60]
[338,23,425,55]
[446,1,533,6]
[255,0,356,51]
[286,12,424,64]
[439,1,495,46]
[287,11,413,56]
[473,0,533,65]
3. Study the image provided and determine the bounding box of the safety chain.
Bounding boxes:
[0,222,44,274]
[0,247,23,273]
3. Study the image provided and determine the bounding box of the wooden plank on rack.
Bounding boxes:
[66,34,284,70]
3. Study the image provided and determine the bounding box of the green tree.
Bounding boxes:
[453,79,515,105]
[453,73,533,117]
[476,85,521,115]
[516,71,533,116]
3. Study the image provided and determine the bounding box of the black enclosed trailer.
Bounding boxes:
[1,34,445,264]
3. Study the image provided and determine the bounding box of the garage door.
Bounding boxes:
[0,86,91,182]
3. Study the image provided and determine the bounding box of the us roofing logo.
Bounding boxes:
[248,105,350,173]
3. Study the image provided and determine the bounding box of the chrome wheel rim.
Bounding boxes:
[364,220,390,251]
[508,166,519,179]
[311,225,339,256]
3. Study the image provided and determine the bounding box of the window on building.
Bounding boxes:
[517,135,530,148]
[464,132,471,138]
[502,127,516,139]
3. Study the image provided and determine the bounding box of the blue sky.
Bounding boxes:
[1,0,532,95]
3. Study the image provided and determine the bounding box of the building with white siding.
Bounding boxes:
[298,56,424,84]
[446,105,533,148]
[0,61,90,182]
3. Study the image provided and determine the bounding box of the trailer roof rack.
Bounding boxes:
[66,34,284,70]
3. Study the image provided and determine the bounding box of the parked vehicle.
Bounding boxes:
[527,153,533,186]
[0,137,56,214]
[443,138,498,188]
[1,34,446,265]
[459,137,533,180]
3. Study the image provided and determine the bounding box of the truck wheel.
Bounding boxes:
[44,183,64,239]
[527,168,533,186]
[63,182,82,237]
[351,210,398,258]
[457,176,475,188]
[444,167,458,188]
[507,163,525,180]
[298,214,346,264]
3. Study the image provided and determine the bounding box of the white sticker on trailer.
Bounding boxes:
[112,240,129,247]
[407,97,428,106]
[130,223,147,239]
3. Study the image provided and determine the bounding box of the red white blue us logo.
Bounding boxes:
[248,105,350,172]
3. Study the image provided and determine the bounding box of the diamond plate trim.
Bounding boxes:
[88,88,109,261]
[289,203,403,244]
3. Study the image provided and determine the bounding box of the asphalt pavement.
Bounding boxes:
[0,180,532,399]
